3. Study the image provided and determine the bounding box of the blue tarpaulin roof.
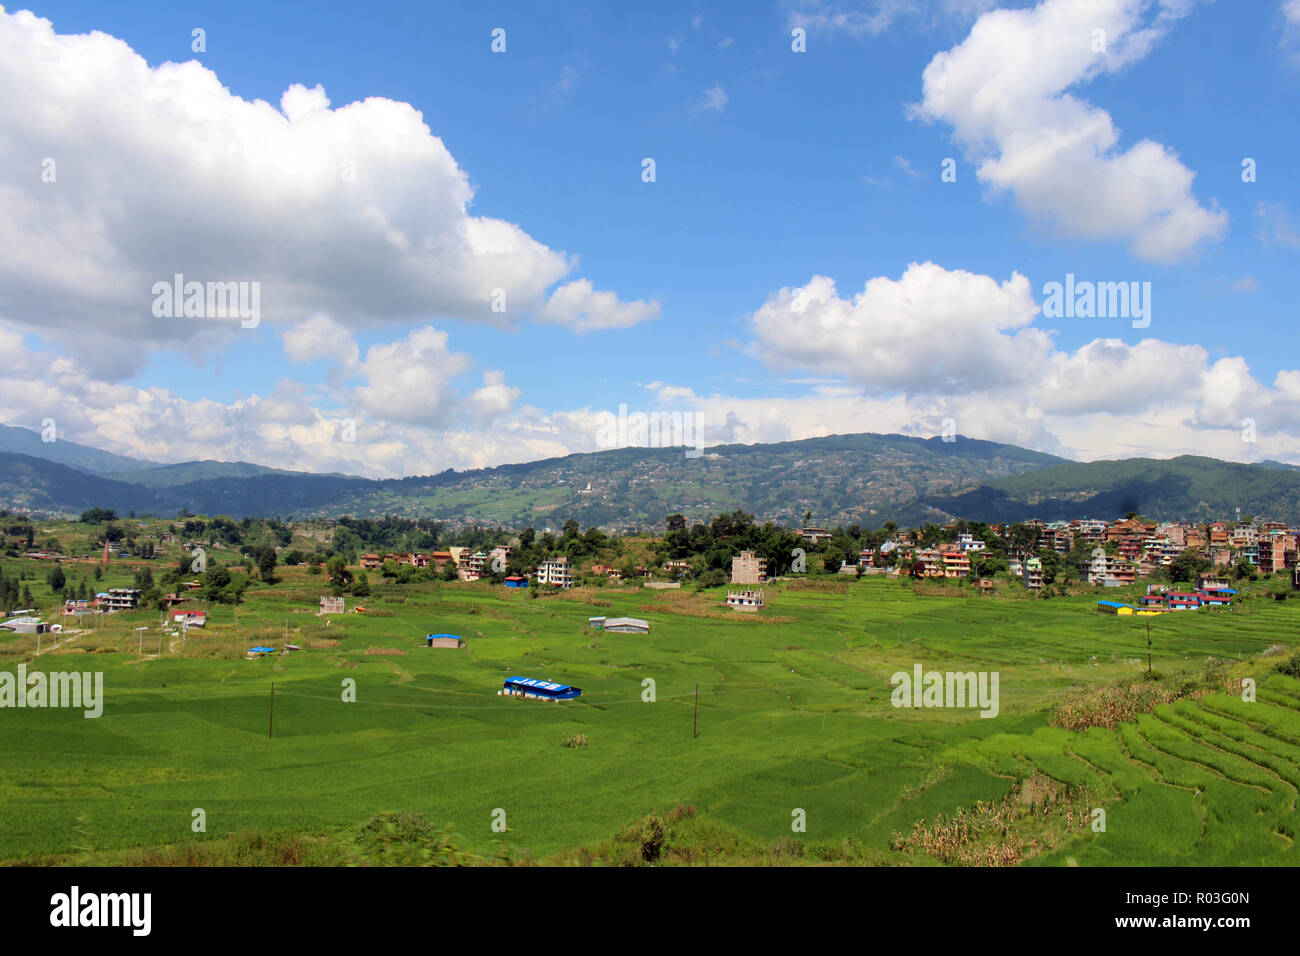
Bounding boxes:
[1097,600,1132,609]
[506,676,569,692]
[503,676,581,698]
[428,633,460,639]
[248,646,276,653]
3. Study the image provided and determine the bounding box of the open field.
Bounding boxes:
[2,572,1298,865]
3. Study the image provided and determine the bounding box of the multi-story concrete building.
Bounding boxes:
[1024,557,1043,591]
[941,549,971,578]
[102,588,141,612]
[1257,532,1294,576]
[459,551,489,581]
[910,548,944,578]
[730,550,767,585]
[536,556,573,589]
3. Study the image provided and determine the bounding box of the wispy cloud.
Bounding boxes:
[786,0,1000,38]
[892,154,922,179]
[690,84,729,114]
[1283,0,1300,65]
[1256,201,1300,249]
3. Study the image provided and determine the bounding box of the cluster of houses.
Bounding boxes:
[357,546,582,589]
[61,587,142,616]
[359,545,545,584]
[810,516,1300,592]
[589,562,684,581]
[1097,575,1237,614]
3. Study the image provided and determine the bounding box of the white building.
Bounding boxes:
[536,556,573,589]
[726,590,765,612]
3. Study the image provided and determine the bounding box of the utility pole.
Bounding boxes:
[692,682,700,738]
[268,682,275,739]
[1146,620,1152,676]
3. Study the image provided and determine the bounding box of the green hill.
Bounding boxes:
[0,423,155,474]
[925,455,1300,523]
[103,460,355,488]
[0,432,1065,525]
[6,430,1300,527]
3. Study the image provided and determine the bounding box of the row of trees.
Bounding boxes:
[657,510,803,581]
[0,565,34,609]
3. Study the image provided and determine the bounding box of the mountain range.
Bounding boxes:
[2,424,1298,528]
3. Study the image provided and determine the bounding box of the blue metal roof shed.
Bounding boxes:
[1096,600,1133,613]
[501,676,582,700]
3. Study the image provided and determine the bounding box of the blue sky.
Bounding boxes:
[1,0,1299,475]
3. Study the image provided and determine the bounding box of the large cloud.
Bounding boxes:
[0,9,654,379]
[744,261,1300,459]
[752,262,1049,394]
[913,0,1225,262]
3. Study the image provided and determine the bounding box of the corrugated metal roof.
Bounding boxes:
[603,617,649,629]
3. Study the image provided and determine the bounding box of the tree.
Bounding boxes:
[203,566,244,604]
[695,568,727,590]
[47,565,66,594]
[1169,549,1210,586]
[80,508,117,523]
[326,555,353,589]
[257,546,278,582]
[666,514,687,532]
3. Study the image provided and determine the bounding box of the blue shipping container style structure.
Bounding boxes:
[500,676,582,701]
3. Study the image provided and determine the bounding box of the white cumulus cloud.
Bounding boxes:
[913,0,1225,262]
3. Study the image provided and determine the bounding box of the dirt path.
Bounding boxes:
[35,628,86,654]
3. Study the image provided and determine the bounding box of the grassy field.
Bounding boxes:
[2,568,1297,865]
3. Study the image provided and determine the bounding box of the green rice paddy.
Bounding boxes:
[2,574,1297,865]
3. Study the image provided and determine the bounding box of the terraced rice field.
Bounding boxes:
[1,573,1296,864]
